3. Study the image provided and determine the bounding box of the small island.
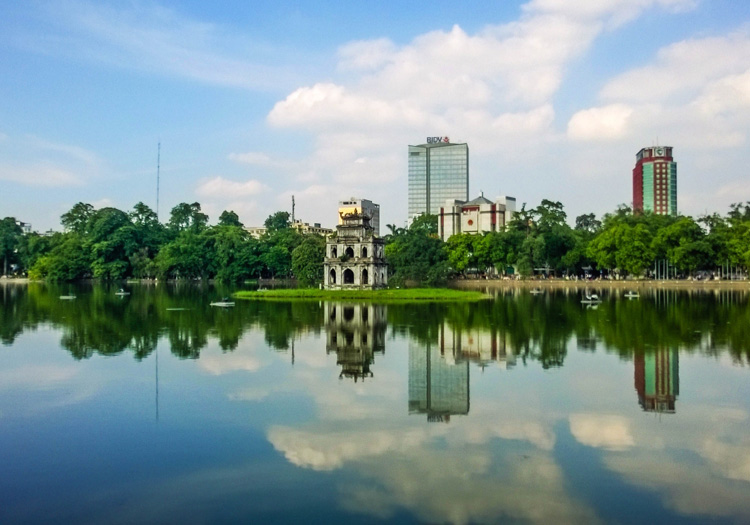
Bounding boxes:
[233,288,488,302]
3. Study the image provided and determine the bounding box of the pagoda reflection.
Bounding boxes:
[634,347,679,413]
[324,303,386,381]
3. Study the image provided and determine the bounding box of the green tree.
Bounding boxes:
[0,217,23,276]
[653,217,713,274]
[291,235,326,287]
[86,208,134,279]
[168,202,208,234]
[218,210,243,227]
[29,233,91,281]
[445,233,476,275]
[210,225,260,283]
[61,202,94,234]
[385,216,448,286]
[264,211,291,233]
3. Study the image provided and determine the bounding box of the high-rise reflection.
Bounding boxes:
[408,323,516,422]
[324,303,386,381]
[634,348,679,413]
[409,340,469,423]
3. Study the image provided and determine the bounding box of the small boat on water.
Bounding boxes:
[115,288,130,296]
[210,297,235,307]
[529,288,543,295]
[59,295,76,300]
[624,291,640,299]
[581,293,602,304]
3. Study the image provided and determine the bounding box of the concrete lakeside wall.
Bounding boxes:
[450,278,749,291]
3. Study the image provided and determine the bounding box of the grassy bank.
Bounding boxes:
[234,288,488,302]
[451,278,749,291]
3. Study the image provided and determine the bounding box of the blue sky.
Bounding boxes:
[2,0,750,231]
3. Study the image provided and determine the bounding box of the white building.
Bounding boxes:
[338,198,380,236]
[438,195,516,241]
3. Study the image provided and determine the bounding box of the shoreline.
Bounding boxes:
[451,278,749,290]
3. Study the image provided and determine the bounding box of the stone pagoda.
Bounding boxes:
[323,211,387,289]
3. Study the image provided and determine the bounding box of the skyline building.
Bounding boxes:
[408,139,469,220]
[438,194,516,241]
[338,198,380,236]
[633,146,677,215]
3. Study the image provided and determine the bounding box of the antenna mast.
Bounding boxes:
[156,141,161,221]
[292,195,295,223]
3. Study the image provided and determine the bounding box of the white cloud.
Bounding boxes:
[601,31,750,103]
[338,38,397,71]
[569,414,635,451]
[701,438,750,482]
[0,163,84,187]
[199,353,267,375]
[523,0,698,29]
[228,152,297,170]
[716,180,750,201]
[691,69,750,117]
[0,365,78,390]
[261,0,708,225]
[195,177,269,198]
[567,104,634,141]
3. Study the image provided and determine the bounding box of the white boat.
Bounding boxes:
[210,297,235,307]
[581,293,601,304]
[624,291,640,299]
[59,295,76,300]
[115,288,130,296]
[529,288,543,295]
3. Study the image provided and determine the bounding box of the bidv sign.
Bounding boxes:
[426,137,450,144]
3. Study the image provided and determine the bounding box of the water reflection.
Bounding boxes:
[635,348,679,413]
[325,303,386,381]
[408,341,469,422]
[3,283,749,368]
[2,282,750,523]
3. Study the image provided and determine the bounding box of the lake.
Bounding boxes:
[1,282,749,524]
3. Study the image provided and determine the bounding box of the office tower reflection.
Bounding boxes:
[324,303,386,381]
[409,340,469,423]
[409,323,517,422]
[634,348,679,413]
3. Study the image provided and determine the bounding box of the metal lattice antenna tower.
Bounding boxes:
[156,141,161,221]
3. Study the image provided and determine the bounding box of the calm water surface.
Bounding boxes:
[1,282,749,524]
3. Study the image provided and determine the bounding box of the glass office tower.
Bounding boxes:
[408,142,469,219]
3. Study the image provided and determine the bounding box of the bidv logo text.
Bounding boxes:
[426,137,450,144]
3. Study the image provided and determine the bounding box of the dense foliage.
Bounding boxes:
[2,284,748,367]
[2,199,749,284]
[7,202,308,283]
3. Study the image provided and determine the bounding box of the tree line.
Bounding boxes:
[386,199,750,285]
[1,202,325,285]
[3,284,748,366]
[1,199,749,284]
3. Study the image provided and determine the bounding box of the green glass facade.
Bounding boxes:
[408,142,468,219]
